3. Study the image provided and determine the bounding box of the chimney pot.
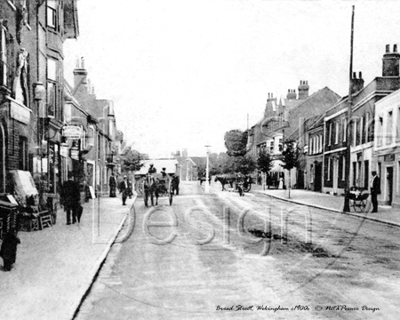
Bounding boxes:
[359,71,362,79]
[353,72,356,79]
[386,44,390,53]
[394,44,398,53]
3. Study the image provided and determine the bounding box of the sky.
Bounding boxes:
[64,0,400,158]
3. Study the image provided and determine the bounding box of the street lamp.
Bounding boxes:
[205,145,211,193]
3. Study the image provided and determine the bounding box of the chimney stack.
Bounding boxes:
[73,56,88,89]
[351,71,364,94]
[382,44,400,77]
[298,80,309,100]
[286,89,296,100]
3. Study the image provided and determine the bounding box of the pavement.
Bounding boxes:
[0,194,132,320]
[251,184,400,227]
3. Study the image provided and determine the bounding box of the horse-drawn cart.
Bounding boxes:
[134,159,180,207]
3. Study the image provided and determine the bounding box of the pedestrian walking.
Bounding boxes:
[0,229,21,271]
[109,173,117,197]
[119,175,130,205]
[62,174,81,224]
[370,171,381,213]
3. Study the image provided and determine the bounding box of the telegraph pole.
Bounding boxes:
[343,5,355,212]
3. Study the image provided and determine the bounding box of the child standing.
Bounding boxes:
[0,229,21,271]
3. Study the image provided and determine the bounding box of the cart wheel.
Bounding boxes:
[362,199,371,213]
[244,185,251,192]
[169,193,173,205]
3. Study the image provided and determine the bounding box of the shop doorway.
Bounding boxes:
[314,162,322,192]
[387,167,393,205]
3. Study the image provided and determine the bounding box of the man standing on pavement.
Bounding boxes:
[62,173,81,224]
[109,173,117,197]
[119,175,129,205]
[370,171,381,213]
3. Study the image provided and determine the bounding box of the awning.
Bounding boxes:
[270,160,284,173]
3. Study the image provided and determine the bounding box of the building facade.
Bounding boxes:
[324,45,400,196]
[374,88,400,208]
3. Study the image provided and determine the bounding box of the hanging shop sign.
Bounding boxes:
[63,125,83,139]
[70,147,80,161]
[60,144,69,158]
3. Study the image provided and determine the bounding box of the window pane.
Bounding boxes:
[47,82,56,117]
[47,7,56,28]
[47,59,57,81]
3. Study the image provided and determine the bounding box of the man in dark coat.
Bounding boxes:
[370,171,381,213]
[148,163,157,175]
[62,174,81,224]
[119,175,131,205]
[109,173,117,197]
[1,229,21,271]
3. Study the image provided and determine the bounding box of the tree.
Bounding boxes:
[280,140,300,198]
[232,155,256,175]
[121,147,144,173]
[224,129,248,156]
[257,149,273,174]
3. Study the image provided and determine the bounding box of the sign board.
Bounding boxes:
[6,195,19,205]
[9,99,31,125]
[70,148,79,160]
[89,186,96,199]
[384,154,395,162]
[60,145,69,158]
[63,125,83,139]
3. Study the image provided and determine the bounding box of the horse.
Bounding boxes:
[143,174,158,207]
[214,176,234,191]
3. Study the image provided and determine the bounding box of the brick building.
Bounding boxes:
[323,45,400,195]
